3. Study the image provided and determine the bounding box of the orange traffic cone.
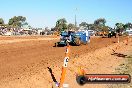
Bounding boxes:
[59,45,70,88]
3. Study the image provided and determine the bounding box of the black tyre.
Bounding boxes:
[74,37,81,46]
[76,75,87,85]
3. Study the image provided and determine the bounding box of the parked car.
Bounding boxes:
[123,29,132,36]
[126,29,132,36]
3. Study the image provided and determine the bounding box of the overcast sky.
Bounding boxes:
[0,0,132,28]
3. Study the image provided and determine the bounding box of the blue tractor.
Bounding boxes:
[55,31,90,47]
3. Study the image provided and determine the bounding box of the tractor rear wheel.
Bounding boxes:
[75,37,81,46]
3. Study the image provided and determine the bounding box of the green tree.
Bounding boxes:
[0,18,4,25]
[55,18,67,32]
[102,26,110,32]
[86,24,95,30]
[8,16,27,27]
[68,23,75,30]
[79,22,88,28]
[124,22,132,29]
[94,18,106,26]
[115,23,124,33]
[93,18,110,37]
[79,22,95,30]
[93,18,107,32]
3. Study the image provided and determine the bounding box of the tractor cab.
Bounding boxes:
[58,31,69,46]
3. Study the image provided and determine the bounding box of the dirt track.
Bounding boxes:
[0,36,129,88]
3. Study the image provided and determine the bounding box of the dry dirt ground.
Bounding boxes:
[0,35,131,88]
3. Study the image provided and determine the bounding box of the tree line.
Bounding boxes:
[0,16,28,28]
[53,18,132,33]
[1,16,131,33]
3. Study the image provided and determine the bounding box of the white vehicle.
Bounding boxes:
[4,32,12,36]
[126,29,132,36]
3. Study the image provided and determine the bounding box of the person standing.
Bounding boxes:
[85,30,90,43]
